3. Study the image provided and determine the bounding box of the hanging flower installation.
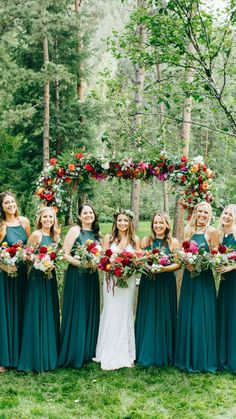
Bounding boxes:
[36,151,215,216]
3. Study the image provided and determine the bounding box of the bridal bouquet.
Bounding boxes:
[141,248,174,276]
[0,241,25,277]
[26,243,64,279]
[73,239,102,271]
[209,244,236,280]
[178,240,210,277]
[98,249,142,288]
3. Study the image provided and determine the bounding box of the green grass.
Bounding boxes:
[1,365,236,418]
[62,222,150,239]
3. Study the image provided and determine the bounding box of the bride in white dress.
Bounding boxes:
[94,209,140,370]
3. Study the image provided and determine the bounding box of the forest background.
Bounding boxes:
[1,2,236,418]
[0,0,235,235]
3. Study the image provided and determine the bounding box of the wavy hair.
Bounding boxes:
[184,201,212,240]
[0,191,19,234]
[147,211,172,247]
[36,207,60,243]
[110,209,136,247]
[77,204,100,241]
[218,204,236,241]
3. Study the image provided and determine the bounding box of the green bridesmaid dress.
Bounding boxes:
[175,233,217,372]
[59,230,100,368]
[135,238,177,367]
[0,225,28,367]
[218,234,236,373]
[18,235,60,372]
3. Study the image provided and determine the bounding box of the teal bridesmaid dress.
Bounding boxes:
[175,233,217,372]
[218,234,236,372]
[135,239,177,367]
[0,225,28,368]
[18,235,60,372]
[59,230,100,368]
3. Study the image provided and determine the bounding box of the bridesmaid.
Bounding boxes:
[0,191,30,371]
[135,211,180,367]
[18,207,60,372]
[175,201,219,372]
[59,204,100,368]
[217,204,236,373]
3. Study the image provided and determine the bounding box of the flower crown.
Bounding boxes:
[114,208,135,219]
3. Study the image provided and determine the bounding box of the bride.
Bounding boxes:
[94,208,140,370]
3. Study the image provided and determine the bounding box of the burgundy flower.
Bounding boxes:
[39,246,48,254]
[105,249,112,257]
[49,252,57,260]
[114,267,123,278]
[218,244,227,254]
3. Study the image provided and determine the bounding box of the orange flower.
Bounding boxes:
[65,177,72,184]
[202,181,208,190]
[36,187,44,195]
[75,153,83,159]
[52,206,59,214]
[191,164,199,173]
[68,164,75,172]
[47,179,53,185]
[106,264,111,271]
[154,167,160,174]
[116,171,123,177]
[206,169,213,178]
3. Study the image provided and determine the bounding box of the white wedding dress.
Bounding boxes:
[93,243,136,370]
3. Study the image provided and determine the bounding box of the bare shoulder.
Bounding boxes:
[28,230,42,245]
[19,215,30,226]
[67,225,81,236]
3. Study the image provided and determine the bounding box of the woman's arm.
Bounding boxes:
[134,235,141,252]
[27,230,42,246]
[140,236,148,250]
[102,234,111,251]
[207,227,220,250]
[62,226,81,267]
[19,216,31,237]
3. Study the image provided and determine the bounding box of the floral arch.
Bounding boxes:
[36,151,215,217]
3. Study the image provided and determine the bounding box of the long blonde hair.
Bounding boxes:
[36,207,60,243]
[110,209,136,247]
[147,211,172,247]
[184,202,212,240]
[218,204,236,241]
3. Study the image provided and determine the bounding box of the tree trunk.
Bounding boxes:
[55,38,61,154]
[75,0,84,102]
[43,36,50,168]
[130,0,146,229]
[173,42,194,241]
[156,61,169,213]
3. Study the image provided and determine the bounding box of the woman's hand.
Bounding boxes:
[216,265,235,274]
[0,263,17,274]
[186,263,195,272]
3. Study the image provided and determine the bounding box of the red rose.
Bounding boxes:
[6,247,16,258]
[50,158,57,166]
[182,240,190,249]
[49,252,57,260]
[105,249,113,257]
[57,168,65,177]
[121,258,130,266]
[181,175,187,183]
[181,155,188,162]
[152,249,160,254]
[75,153,83,159]
[219,244,227,254]
[44,193,54,202]
[198,176,203,182]
[39,246,48,254]
[114,267,123,278]
[211,248,218,255]
[85,163,93,172]
[64,177,72,184]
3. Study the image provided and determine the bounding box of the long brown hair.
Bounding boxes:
[0,191,20,236]
[184,201,212,240]
[218,204,236,241]
[110,209,136,247]
[77,203,100,241]
[147,211,172,247]
[36,207,60,243]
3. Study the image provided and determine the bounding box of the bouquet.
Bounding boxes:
[27,243,64,279]
[178,240,210,278]
[0,241,25,277]
[209,244,236,281]
[141,248,173,276]
[98,249,141,288]
[73,239,102,271]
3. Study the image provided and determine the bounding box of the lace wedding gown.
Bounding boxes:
[93,243,136,370]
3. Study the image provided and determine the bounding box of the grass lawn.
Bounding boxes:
[100,221,150,238]
[1,365,236,418]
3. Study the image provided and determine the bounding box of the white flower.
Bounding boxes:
[101,161,109,170]
[192,155,204,164]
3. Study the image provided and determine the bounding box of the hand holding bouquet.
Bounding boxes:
[210,244,236,280]
[26,243,64,279]
[141,248,173,276]
[0,241,25,277]
[178,240,210,278]
[73,239,102,271]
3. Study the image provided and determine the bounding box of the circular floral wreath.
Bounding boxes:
[36,151,215,216]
